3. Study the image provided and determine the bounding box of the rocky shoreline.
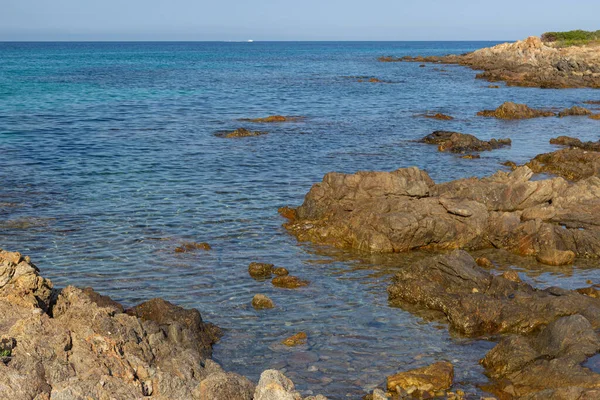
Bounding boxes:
[380,36,600,88]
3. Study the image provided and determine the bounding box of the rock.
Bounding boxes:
[273,267,289,276]
[460,154,480,159]
[536,249,576,266]
[488,85,500,88]
[590,114,600,120]
[372,388,388,400]
[272,275,309,289]
[477,102,555,119]
[195,371,255,400]
[282,332,308,347]
[502,160,517,170]
[501,270,521,283]
[475,257,494,268]
[576,286,600,298]
[527,147,600,180]
[175,242,212,253]
[420,113,454,120]
[239,115,303,123]
[421,131,511,153]
[387,361,453,393]
[252,294,275,310]
[382,36,600,89]
[254,369,302,400]
[248,262,275,279]
[558,106,593,117]
[215,128,268,138]
[283,165,600,259]
[584,100,600,105]
[387,251,600,336]
[482,315,600,398]
[549,135,600,152]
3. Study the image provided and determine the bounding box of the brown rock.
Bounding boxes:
[422,131,511,154]
[248,262,275,279]
[196,371,255,400]
[273,267,289,276]
[536,249,576,266]
[252,294,275,310]
[387,361,454,393]
[527,147,600,180]
[272,275,309,289]
[278,206,297,220]
[558,106,593,117]
[502,160,517,170]
[461,154,480,159]
[501,270,521,283]
[239,115,303,123]
[576,286,600,298]
[175,242,211,253]
[214,128,268,138]
[549,135,600,151]
[477,102,555,119]
[475,257,494,268]
[421,113,454,120]
[590,114,600,120]
[281,332,308,347]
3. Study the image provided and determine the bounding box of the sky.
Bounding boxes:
[1,0,599,41]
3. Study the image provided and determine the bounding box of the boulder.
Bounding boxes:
[558,106,593,117]
[254,370,328,400]
[175,242,212,253]
[252,294,275,310]
[272,276,309,289]
[248,262,275,279]
[387,251,600,336]
[421,131,511,153]
[387,361,454,393]
[477,102,555,119]
[527,147,600,180]
[281,332,308,347]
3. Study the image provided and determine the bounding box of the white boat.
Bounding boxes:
[248,39,254,43]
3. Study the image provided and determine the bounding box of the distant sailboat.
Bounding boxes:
[248,39,254,43]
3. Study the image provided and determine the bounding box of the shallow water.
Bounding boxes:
[1,41,599,398]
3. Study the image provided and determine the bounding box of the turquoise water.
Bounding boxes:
[1,41,599,398]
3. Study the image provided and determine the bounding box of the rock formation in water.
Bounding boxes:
[0,249,326,400]
[282,165,600,263]
[214,128,268,138]
[239,115,304,123]
[420,131,511,153]
[380,36,600,88]
[477,102,555,119]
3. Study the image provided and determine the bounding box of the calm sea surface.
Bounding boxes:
[1,41,599,398]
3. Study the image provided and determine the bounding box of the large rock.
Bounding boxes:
[282,165,600,260]
[381,36,600,89]
[421,131,511,153]
[527,147,600,181]
[387,361,454,393]
[477,102,555,119]
[482,315,600,398]
[387,251,600,336]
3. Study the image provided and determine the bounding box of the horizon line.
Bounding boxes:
[0,39,513,43]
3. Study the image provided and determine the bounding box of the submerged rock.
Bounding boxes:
[214,128,268,138]
[283,165,600,260]
[477,102,555,119]
[252,294,275,310]
[419,113,454,120]
[421,131,510,153]
[387,361,454,394]
[239,115,303,123]
[382,36,600,89]
[558,105,593,117]
[387,251,600,336]
[281,332,308,347]
[482,315,600,398]
[272,275,309,289]
[175,241,212,253]
[248,262,275,279]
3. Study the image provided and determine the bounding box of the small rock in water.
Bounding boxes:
[174,242,211,253]
[214,128,268,138]
[501,270,521,283]
[475,257,494,269]
[273,267,289,276]
[387,361,454,393]
[252,294,275,310]
[272,275,309,289]
[536,249,576,266]
[248,262,275,279]
[281,332,308,347]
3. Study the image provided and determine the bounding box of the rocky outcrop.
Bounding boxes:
[477,102,555,119]
[418,113,454,120]
[527,147,600,181]
[482,315,600,398]
[558,105,593,117]
[283,165,600,261]
[380,36,600,88]
[421,131,511,153]
[550,135,600,151]
[0,249,325,400]
[215,128,268,138]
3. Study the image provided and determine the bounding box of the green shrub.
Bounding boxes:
[541,30,600,46]
[0,349,11,357]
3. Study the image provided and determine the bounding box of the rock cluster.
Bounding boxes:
[0,249,326,400]
[421,131,511,153]
[381,36,600,88]
[215,128,268,138]
[387,251,600,398]
[477,101,555,119]
[282,165,600,262]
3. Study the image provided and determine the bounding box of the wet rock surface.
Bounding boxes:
[421,131,511,153]
[175,241,212,253]
[248,262,275,279]
[381,36,600,88]
[387,361,454,394]
[527,147,600,180]
[272,275,309,289]
[477,101,555,119]
[215,128,268,138]
[418,113,454,120]
[550,135,600,151]
[282,332,308,347]
[252,294,275,310]
[387,251,600,336]
[558,105,593,117]
[283,165,600,260]
[0,249,325,400]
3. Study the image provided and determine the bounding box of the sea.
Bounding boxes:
[1,41,599,398]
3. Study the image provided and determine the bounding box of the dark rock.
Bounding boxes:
[387,251,600,336]
[421,131,511,153]
[272,275,309,289]
[248,262,275,279]
[175,242,212,253]
[214,128,268,138]
[477,102,555,119]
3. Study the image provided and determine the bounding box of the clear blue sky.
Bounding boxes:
[2,0,599,41]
